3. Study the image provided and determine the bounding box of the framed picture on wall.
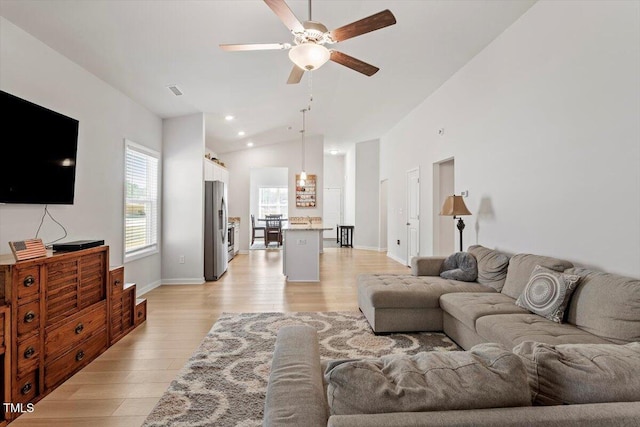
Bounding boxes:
[295,174,316,207]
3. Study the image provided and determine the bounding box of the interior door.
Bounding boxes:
[323,188,342,239]
[406,168,420,265]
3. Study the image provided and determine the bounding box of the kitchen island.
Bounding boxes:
[282,224,333,282]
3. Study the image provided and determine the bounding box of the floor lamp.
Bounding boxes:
[440,195,472,252]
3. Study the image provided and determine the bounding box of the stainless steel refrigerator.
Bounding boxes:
[204,180,228,281]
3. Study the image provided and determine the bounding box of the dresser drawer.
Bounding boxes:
[109,266,124,295]
[45,301,106,362]
[45,329,107,390]
[135,298,147,326]
[13,368,39,405]
[16,266,40,302]
[17,334,40,377]
[17,300,40,337]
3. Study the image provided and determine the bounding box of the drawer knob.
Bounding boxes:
[23,275,36,287]
[138,310,143,318]
[76,350,85,361]
[21,382,32,395]
[24,311,36,323]
[75,323,84,334]
[114,279,121,286]
[24,346,35,359]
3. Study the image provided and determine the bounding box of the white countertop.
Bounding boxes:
[283,224,333,231]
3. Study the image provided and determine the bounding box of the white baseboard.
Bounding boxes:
[136,279,162,296]
[353,245,380,251]
[378,247,388,252]
[387,252,408,266]
[161,278,205,285]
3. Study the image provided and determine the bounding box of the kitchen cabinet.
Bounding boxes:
[204,158,228,185]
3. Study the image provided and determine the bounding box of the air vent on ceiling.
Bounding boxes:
[167,85,183,96]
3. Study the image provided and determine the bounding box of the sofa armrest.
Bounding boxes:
[264,325,328,427]
[411,256,446,276]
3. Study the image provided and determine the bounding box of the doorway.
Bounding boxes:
[433,158,455,255]
[406,168,420,265]
[323,188,342,240]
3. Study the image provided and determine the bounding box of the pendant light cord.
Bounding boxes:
[301,108,307,173]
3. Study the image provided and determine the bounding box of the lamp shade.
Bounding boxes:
[289,43,330,71]
[440,195,472,216]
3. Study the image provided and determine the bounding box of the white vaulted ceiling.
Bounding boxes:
[0,0,536,153]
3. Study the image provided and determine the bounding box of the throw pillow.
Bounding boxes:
[439,252,478,282]
[467,245,510,291]
[324,343,531,415]
[515,265,580,323]
[513,341,640,405]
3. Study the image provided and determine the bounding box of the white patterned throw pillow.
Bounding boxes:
[515,265,581,323]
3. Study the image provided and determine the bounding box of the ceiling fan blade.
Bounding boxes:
[263,0,305,33]
[287,65,305,84]
[219,43,291,52]
[329,10,396,43]
[330,51,379,76]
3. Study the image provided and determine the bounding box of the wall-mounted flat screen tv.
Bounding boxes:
[0,90,79,204]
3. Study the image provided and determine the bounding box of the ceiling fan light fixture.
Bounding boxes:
[288,43,330,71]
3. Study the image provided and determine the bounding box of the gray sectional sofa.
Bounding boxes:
[358,245,640,349]
[263,245,640,426]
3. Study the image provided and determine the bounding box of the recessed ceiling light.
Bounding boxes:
[238,131,246,136]
[247,142,254,147]
[330,149,339,155]
[225,115,234,121]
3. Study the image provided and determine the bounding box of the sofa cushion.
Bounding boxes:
[501,253,573,299]
[565,267,640,344]
[513,341,640,405]
[357,274,494,309]
[468,245,510,291]
[439,293,529,331]
[440,252,478,282]
[476,314,612,349]
[515,265,581,323]
[325,343,531,416]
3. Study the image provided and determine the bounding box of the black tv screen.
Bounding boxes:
[0,90,79,204]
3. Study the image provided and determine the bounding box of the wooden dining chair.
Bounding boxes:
[251,214,265,245]
[265,215,282,247]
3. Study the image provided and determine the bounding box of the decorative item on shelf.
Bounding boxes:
[8,238,47,261]
[205,153,212,159]
[440,194,472,252]
[295,173,316,207]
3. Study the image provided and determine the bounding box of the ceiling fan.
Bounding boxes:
[219,0,396,84]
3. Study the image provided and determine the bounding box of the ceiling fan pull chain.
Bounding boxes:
[308,72,313,108]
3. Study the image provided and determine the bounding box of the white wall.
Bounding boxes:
[323,154,345,189]
[219,136,323,251]
[354,140,380,250]
[162,113,205,284]
[381,1,640,277]
[343,145,356,225]
[0,17,163,292]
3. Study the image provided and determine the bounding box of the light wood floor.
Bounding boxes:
[12,247,409,426]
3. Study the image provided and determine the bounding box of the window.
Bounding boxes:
[258,187,288,218]
[124,139,160,261]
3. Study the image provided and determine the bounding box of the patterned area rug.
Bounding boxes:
[142,311,460,427]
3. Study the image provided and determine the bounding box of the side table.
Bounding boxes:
[336,225,354,248]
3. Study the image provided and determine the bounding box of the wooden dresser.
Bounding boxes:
[0,245,146,423]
